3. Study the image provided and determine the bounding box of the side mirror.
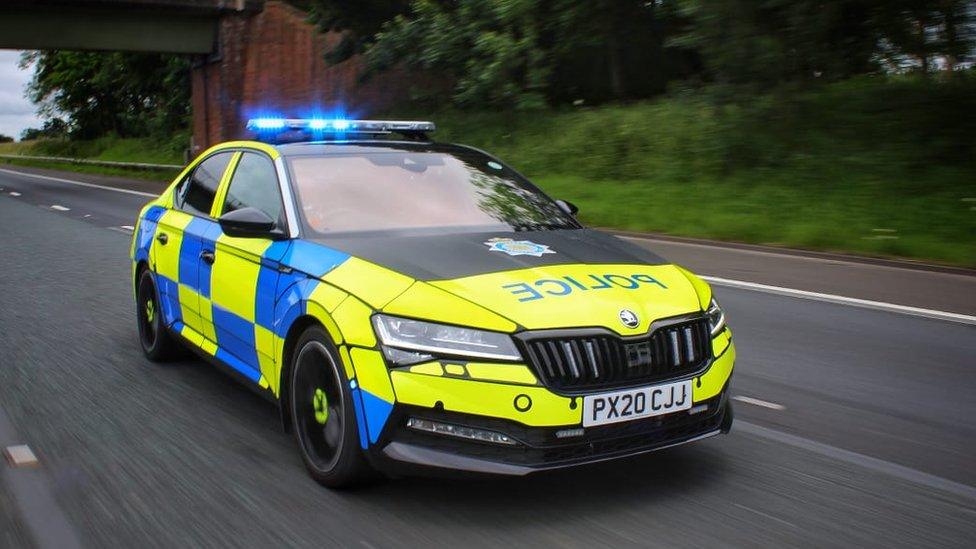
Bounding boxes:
[556,199,579,216]
[219,207,286,239]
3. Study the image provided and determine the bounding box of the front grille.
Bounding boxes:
[520,317,712,391]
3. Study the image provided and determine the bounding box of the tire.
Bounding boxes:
[136,268,180,362]
[289,325,372,488]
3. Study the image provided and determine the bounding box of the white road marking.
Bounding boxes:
[0,409,82,548]
[9,191,21,197]
[83,214,91,218]
[737,420,976,502]
[119,225,135,231]
[731,503,797,529]
[106,227,134,234]
[702,275,976,326]
[0,167,157,198]
[733,395,786,410]
[4,445,39,468]
[50,204,70,211]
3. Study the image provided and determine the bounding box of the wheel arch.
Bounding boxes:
[278,314,349,433]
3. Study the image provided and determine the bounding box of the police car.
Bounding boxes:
[131,119,734,487]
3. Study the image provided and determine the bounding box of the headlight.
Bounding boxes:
[706,298,726,336]
[372,314,522,365]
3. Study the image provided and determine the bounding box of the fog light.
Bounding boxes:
[406,418,517,446]
[555,427,584,439]
[688,404,709,415]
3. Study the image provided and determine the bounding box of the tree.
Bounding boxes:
[671,0,881,88]
[21,51,190,139]
[0,134,14,143]
[364,0,688,108]
[19,119,70,141]
[305,0,411,63]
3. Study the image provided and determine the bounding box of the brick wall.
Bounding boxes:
[191,0,419,154]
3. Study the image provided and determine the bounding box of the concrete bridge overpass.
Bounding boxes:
[0,0,409,154]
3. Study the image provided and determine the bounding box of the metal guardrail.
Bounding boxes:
[0,154,183,171]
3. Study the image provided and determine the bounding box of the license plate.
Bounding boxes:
[582,379,693,427]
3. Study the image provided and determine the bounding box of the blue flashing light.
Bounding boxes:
[245,118,436,142]
[251,118,286,130]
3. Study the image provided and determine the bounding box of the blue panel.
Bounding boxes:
[184,217,216,239]
[280,240,349,278]
[178,234,202,288]
[271,275,312,338]
[359,389,394,445]
[144,205,166,223]
[134,219,156,263]
[254,266,279,331]
[212,304,259,370]
[155,274,180,326]
[215,349,261,382]
[197,222,221,299]
[350,387,370,449]
[263,240,292,262]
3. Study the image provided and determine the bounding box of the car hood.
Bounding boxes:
[313,229,706,335]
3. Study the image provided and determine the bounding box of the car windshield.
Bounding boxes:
[287,148,578,236]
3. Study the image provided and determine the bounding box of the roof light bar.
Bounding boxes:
[245,118,435,134]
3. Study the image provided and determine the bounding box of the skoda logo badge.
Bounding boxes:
[619,309,640,329]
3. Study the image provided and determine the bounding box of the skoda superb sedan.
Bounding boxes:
[131,119,734,487]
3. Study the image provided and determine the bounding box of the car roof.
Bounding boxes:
[273,140,479,158]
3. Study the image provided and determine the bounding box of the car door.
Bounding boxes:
[153,151,236,343]
[203,150,289,387]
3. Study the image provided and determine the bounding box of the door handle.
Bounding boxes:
[156,232,168,245]
[200,250,215,265]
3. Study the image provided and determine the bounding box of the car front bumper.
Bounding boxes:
[375,388,732,476]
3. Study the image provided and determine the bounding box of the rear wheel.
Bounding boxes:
[136,269,180,361]
[289,326,372,488]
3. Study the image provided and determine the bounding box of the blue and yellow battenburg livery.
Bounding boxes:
[131,120,735,487]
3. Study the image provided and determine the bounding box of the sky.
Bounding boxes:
[0,50,41,140]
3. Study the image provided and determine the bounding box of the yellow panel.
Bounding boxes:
[331,296,376,347]
[338,345,356,380]
[674,265,711,311]
[391,372,580,427]
[407,362,444,376]
[199,297,216,342]
[322,257,413,309]
[179,284,204,334]
[694,341,735,402]
[217,233,273,258]
[444,364,466,376]
[712,328,732,357]
[210,152,242,218]
[383,282,516,332]
[255,325,277,394]
[179,323,205,350]
[207,140,281,159]
[210,239,261,322]
[200,339,218,356]
[432,264,701,335]
[153,210,194,282]
[308,282,347,313]
[306,300,344,345]
[350,348,396,403]
[465,363,539,385]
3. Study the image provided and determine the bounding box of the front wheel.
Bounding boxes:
[289,326,372,488]
[136,268,180,361]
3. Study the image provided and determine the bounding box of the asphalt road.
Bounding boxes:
[1,166,975,548]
